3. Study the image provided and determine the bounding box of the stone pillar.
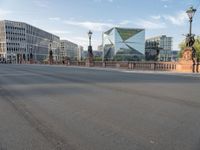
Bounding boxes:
[86,45,94,67]
[178,47,194,73]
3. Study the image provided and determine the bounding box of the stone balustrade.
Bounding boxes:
[128,62,177,71]
[50,60,199,73]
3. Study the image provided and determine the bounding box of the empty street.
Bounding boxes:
[0,64,200,150]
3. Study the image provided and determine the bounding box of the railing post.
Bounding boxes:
[134,62,136,69]
[196,62,199,73]
[154,62,156,71]
[128,61,130,69]
[103,61,106,68]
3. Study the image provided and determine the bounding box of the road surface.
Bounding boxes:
[0,64,200,150]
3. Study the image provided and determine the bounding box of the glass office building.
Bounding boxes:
[103,27,145,61]
[0,20,60,63]
[145,35,173,61]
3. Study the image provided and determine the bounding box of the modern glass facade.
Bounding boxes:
[145,35,173,61]
[103,27,145,61]
[0,20,60,63]
[146,35,172,51]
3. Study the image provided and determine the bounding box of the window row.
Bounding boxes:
[7,43,20,46]
[6,37,26,41]
[5,26,25,31]
[7,48,22,51]
[6,32,25,36]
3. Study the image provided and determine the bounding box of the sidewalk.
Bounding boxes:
[121,70,200,78]
[65,65,200,78]
[23,64,200,78]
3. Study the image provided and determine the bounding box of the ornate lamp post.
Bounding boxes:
[30,46,33,64]
[88,30,93,64]
[186,6,197,72]
[49,40,53,65]
[186,6,196,36]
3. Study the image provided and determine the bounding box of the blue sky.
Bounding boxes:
[0,0,200,50]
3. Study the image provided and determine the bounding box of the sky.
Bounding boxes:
[0,0,200,50]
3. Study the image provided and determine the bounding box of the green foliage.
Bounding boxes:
[195,37,200,61]
[113,55,143,61]
[178,42,186,58]
[93,57,103,61]
[179,36,200,61]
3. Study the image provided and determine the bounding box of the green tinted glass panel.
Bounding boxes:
[104,28,114,35]
[116,28,142,41]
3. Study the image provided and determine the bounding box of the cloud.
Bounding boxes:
[0,8,12,19]
[119,20,131,25]
[49,30,70,34]
[151,15,161,20]
[60,36,100,50]
[135,19,166,29]
[164,11,188,26]
[64,17,167,32]
[48,17,61,21]
[149,10,188,27]
[164,5,168,8]
[161,0,172,8]
[64,20,114,31]
[33,0,50,8]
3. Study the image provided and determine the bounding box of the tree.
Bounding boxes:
[93,57,102,61]
[179,36,200,61]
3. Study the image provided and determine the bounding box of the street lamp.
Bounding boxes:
[49,40,53,64]
[30,46,33,64]
[11,53,13,64]
[35,45,37,63]
[186,6,196,36]
[88,30,93,63]
[88,30,92,46]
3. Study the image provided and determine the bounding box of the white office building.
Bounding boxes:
[60,40,79,61]
[0,20,60,63]
[77,46,84,61]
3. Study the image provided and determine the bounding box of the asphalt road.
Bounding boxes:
[0,64,200,150]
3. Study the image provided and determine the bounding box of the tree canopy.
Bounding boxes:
[179,36,200,61]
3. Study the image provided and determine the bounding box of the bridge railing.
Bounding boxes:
[128,62,177,71]
[45,60,199,73]
[68,61,178,71]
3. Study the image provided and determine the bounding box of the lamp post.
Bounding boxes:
[88,30,93,64]
[186,6,196,36]
[49,40,53,65]
[34,45,37,63]
[88,30,92,46]
[11,53,13,64]
[30,46,33,64]
[186,6,197,73]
